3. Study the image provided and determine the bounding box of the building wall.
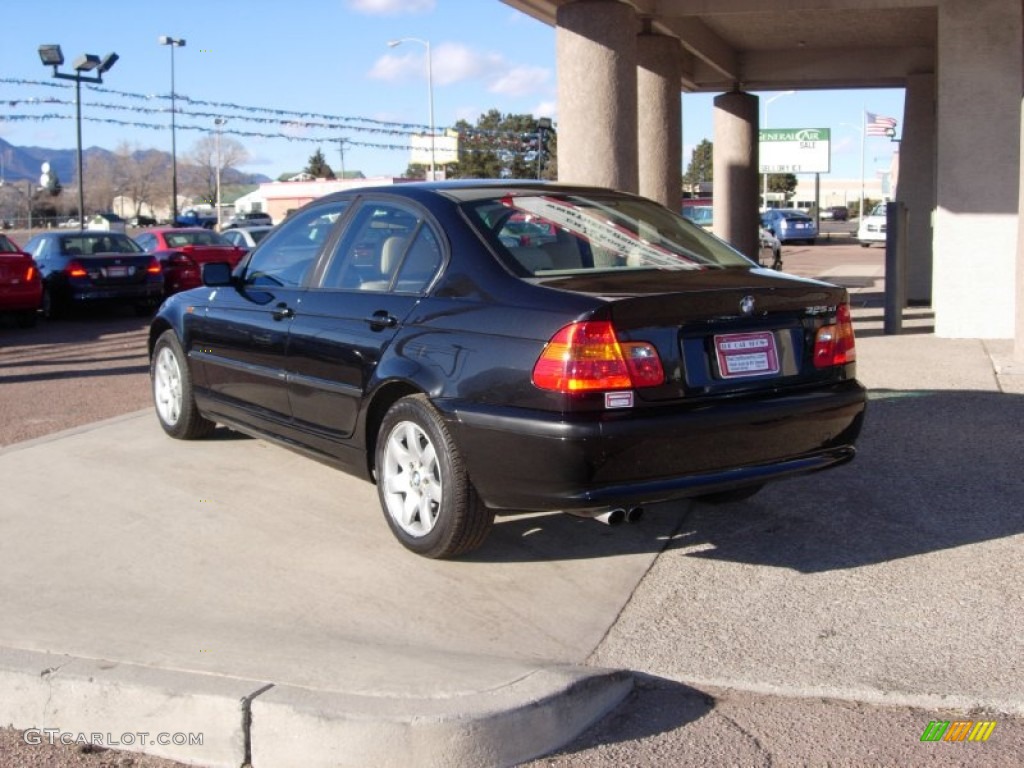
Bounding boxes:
[932,0,1022,337]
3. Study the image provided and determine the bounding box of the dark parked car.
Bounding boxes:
[133,228,246,296]
[0,233,43,326]
[22,230,163,317]
[149,182,866,559]
[761,209,818,245]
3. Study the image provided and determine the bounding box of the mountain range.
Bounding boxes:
[0,137,272,187]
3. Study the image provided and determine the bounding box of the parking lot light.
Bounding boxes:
[38,44,118,229]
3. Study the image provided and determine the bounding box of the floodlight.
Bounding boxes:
[38,44,64,66]
[98,52,119,74]
[73,53,101,72]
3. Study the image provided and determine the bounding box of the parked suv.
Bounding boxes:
[224,211,273,229]
[857,203,888,247]
[820,205,849,222]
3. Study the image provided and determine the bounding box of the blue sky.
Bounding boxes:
[1,0,904,182]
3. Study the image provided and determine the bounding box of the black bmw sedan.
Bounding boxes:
[149,181,866,559]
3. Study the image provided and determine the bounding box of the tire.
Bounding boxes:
[860,242,871,248]
[41,287,61,320]
[151,330,216,440]
[376,395,494,559]
[695,484,764,504]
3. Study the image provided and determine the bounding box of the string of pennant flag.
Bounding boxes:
[0,77,555,154]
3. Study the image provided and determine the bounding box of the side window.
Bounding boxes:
[321,201,436,292]
[243,201,348,287]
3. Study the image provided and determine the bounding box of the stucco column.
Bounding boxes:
[896,72,937,305]
[637,32,682,209]
[933,0,1022,337]
[556,0,638,192]
[713,91,759,259]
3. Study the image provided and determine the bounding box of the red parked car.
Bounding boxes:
[133,228,245,296]
[0,233,43,327]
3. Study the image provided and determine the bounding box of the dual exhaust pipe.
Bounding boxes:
[571,506,645,526]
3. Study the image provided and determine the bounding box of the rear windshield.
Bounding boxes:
[60,234,143,256]
[165,231,230,248]
[462,192,752,276]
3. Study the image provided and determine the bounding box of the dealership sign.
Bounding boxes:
[759,128,831,174]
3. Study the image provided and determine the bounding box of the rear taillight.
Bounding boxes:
[146,258,163,274]
[25,265,36,281]
[65,260,87,278]
[813,303,857,368]
[168,253,192,266]
[532,321,664,393]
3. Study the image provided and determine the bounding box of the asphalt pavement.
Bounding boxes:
[1,245,1022,767]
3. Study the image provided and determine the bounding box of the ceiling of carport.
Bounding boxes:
[501,0,937,92]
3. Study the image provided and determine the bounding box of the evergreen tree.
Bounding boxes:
[305,148,336,179]
[683,139,714,189]
[447,111,556,180]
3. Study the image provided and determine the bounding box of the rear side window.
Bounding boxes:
[320,200,442,293]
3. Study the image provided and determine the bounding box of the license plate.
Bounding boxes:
[714,331,780,379]
[105,266,128,278]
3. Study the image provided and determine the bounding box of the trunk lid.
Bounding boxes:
[536,267,853,400]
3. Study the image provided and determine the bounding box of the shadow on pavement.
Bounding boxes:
[673,389,1024,573]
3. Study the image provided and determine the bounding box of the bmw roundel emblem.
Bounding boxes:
[740,295,756,316]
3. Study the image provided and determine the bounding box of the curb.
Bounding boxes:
[0,647,633,767]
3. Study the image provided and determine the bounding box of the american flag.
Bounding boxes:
[866,112,898,137]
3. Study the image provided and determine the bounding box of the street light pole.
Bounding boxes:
[38,45,118,229]
[387,37,435,180]
[159,36,186,223]
[214,118,226,232]
[761,90,795,211]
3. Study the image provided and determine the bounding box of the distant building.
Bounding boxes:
[236,176,415,224]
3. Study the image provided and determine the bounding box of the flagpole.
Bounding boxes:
[860,106,866,220]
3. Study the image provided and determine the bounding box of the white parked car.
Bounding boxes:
[856,203,887,247]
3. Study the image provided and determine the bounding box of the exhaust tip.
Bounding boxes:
[595,508,626,526]
[625,506,644,523]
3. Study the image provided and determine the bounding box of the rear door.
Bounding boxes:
[285,197,445,447]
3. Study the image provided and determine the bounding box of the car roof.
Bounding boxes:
[312,179,649,207]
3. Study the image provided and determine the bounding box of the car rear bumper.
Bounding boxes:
[438,379,867,512]
[68,282,164,303]
[0,284,43,311]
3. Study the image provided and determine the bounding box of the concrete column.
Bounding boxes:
[933,0,1022,337]
[637,33,682,209]
[713,91,759,259]
[896,72,937,305]
[556,0,638,192]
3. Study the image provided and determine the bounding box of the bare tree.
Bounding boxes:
[112,142,168,217]
[82,153,117,214]
[183,135,249,207]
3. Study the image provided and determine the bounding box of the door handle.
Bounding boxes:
[365,310,398,330]
[272,302,295,321]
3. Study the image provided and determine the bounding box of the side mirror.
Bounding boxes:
[202,261,233,286]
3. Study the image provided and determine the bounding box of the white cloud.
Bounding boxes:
[488,66,550,97]
[369,42,553,102]
[347,0,435,15]
[531,100,557,120]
